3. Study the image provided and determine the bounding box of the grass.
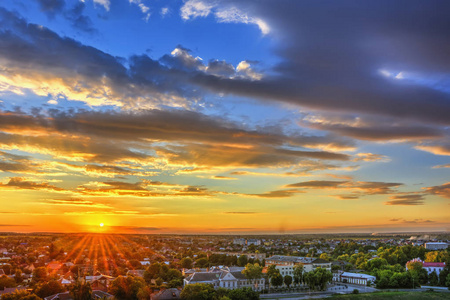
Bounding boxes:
[329,291,450,300]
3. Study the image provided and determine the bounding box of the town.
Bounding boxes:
[0,232,449,300]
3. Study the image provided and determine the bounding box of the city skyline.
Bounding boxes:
[0,0,449,234]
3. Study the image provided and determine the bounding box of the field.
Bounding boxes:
[330,291,450,300]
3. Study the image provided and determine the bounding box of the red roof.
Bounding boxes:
[423,262,445,268]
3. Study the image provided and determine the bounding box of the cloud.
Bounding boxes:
[415,143,450,156]
[384,194,426,206]
[302,114,444,141]
[75,179,219,198]
[181,0,214,20]
[283,180,403,197]
[40,198,112,208]
[0,177,64,191]
[36,0,65,17]
[224,211,257,214]
[286,180,346,189]
[0,109,353,171]
[212,175,237,180]
[64,2,97,33]
[248,189,303,198]
[424,182,450,199]
[181,0,270,34]
[432,164,450,169]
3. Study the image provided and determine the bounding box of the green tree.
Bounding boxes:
[227,287,259,300]
[195,258,209,268]
[143,263,161,283]
[237,256,248,267]
[270,272,283,288]
[284,275,292,288]
[181,258,193,269]
[242,263,263,290]
[293,264,303,285]
[109,276,145,300]
[180,283,216,300]
[429,270,439,286]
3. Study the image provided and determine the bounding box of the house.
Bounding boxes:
[44,290,113,300]
[127,269,145,278]
[150,288,181,300]
[333,270,375,285]
[406,258,446,275]
[85,274,115,292]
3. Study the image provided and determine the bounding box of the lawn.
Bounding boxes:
[330,291,450,300]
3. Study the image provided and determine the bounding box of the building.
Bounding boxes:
[425,242,448,250]
[333,271,375,285]
[406,258,446,275]
[183,268,265,291]
[211,252,266,260]
[233,238,246,246]
[265,255,331,277]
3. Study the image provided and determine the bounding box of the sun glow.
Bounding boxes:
[99,223,104,227]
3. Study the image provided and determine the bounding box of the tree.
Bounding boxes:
[180,283,216,300]
[70,281,92,300]
[1,290,42,300]
[195,258,209,268]
[143,263,161,283]
[429,270,439,286]
[109,276,145,300]
[181,258,193,269]
[237,256,248,267]
[270,273,283,288]
[293,264,303,285]
[32,267,48,284]
[242,263,263,290]
[34,280,65,298]
[227,287,259,300]
[284,275,292,288]
[0,275,16,290]
[319,253,330,261]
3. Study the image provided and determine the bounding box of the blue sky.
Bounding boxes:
[0,0,448,234]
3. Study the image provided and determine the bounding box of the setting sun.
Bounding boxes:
[99,223,104,227]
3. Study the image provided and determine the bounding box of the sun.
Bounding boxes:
[99,223,104,227]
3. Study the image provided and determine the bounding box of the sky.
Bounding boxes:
[0,0,449,234]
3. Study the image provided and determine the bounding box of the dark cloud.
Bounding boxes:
[36,0,65,17]
[305,122,444,141]
[0,177,63,191]
[286,180,345,188]
[248,189,303,198]
[0,109,353,169]
[64,2,97,34]
[2,4,450,126]
[384,194,425,206]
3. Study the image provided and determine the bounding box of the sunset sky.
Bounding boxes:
[0,0,449,234]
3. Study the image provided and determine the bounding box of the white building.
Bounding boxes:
[265,255,331,277]
[184,268,265,291]
[336,271,375,285]
[425,242,448,250]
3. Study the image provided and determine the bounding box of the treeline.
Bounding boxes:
[180,284,259,300]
